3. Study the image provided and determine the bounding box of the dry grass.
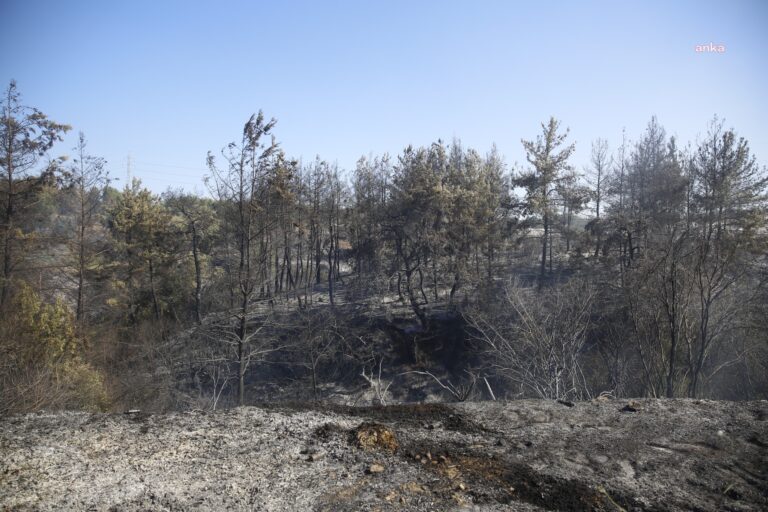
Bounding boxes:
[353,422,399,453]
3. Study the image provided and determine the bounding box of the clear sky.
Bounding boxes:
[2,0,766,193]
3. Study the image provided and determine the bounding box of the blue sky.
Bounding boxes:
[1,0,766,193]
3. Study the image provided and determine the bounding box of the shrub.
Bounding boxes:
[0,284,109,414]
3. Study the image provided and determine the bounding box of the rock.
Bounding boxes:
[366,463,385,474]
[617,459,635,479]
[306,451,325,462]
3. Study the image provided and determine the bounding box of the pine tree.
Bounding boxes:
[108,179,172,323]
[165,192,217,324]
[518,117,575,288]
[206,112,279,405]
[0,80,70,306]
[64,132,109,324]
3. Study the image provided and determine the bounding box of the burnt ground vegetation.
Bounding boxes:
[1,399,766,511]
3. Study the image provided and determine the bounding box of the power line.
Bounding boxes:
[133,160,208,172]
[130,167,206,179]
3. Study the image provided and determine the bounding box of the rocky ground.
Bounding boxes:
[1,399,766,511]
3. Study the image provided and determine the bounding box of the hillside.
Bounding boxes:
[2,399,766,511]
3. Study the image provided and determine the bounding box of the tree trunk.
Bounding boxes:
[328,222,335,306]
[76,213,86,322]
[314,237,322,285]
[539,211,548,289]
[405,266,427,330]
[418,268,428,305]
[237,302,247,406]
[594,183,601,258]
[1,162,14,307]
[449,271,460,304]
[432,258,439,302]
[192,225,202,324]
[148,257,161,321]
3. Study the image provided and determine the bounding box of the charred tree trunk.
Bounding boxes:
[191,224,203,324]
[539,210,548,289]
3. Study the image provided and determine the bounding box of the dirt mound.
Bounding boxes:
[1,399,766,511]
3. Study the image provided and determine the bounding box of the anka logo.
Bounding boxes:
[695,43,726,53]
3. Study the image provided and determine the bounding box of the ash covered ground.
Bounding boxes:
[1,399,766,511]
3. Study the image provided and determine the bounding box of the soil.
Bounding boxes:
[1,399,766,511]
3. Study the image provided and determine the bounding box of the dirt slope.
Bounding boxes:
[1,399,766,511]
